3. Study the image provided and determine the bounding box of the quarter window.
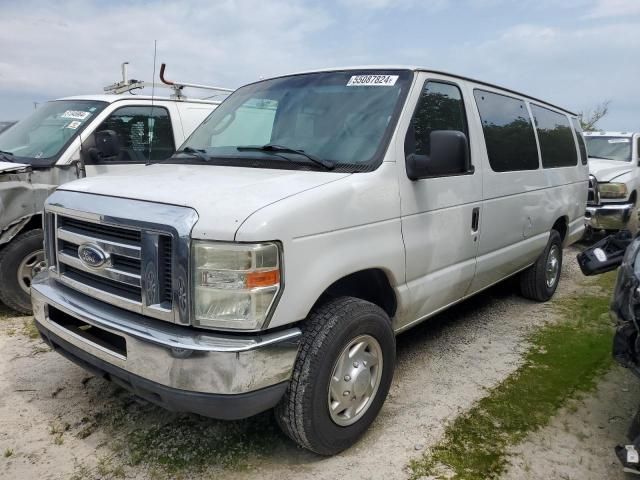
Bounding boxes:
[405,81,469,159]
[570,117,588,165]
[89,106,175,164]
[531,105,577,168]
[474,89,539,172]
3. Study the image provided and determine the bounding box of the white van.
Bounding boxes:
[0,84,226,313]
[31,67,588,455]
[584,131,640,231]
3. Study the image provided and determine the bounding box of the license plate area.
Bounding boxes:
[48,305,127,358]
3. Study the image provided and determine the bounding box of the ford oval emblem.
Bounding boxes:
[78,244,110,269]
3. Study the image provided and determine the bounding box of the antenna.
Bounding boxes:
[147,40,158,166]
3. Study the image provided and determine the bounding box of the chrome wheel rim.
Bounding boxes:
[328,334,383,427]
[545,245,560,289]
[17,250,45,294]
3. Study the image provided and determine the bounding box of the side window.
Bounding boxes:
[474,89,539,172]
[405,81,469,158]
[531,105,578,168]
[570,117,588,165]
[91,106,175,164]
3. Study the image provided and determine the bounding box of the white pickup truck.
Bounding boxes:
[0,66,229,313]
[584,131,640,232]
[32,67,587,455]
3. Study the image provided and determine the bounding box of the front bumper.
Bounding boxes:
[585,202,634,230]
[32,273,301,420]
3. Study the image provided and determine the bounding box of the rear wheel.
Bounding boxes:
[519,229,562,302]
[275,297,395,455]
[0,229,46,314]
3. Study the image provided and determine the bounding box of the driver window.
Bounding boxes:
[405,81,469,158]
[88,106,175,164]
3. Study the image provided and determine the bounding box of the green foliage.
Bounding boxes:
[409,272,616,479]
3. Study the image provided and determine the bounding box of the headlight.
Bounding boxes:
[599,182,628,199]
[192,241,281,330]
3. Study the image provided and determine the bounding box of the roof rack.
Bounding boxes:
[103,62,233,101]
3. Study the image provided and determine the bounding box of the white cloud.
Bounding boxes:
[0,0,332,97]
[585,0,640,18]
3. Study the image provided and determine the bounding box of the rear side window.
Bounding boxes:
[531,105,577,168]
[570,118,588,165]
[474,90,539,172]
[406,81,469,157]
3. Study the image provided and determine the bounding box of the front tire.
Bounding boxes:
[275,297,395,455]
[0,229,46,314]
[519,229,562,302]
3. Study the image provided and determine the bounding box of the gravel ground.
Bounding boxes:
[0,246,626,480]
[502,365,640,480]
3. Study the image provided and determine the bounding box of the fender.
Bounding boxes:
[0,164,79,245]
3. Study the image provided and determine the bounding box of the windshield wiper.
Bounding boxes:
[590,155,620,161]
[236,144,335,170]
[173,147,210,161]
[0,150,15,162]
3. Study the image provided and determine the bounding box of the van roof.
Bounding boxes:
[266,65,578,116]
[583,131,636,137]
[56,94,222,106]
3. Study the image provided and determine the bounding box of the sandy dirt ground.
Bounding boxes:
[0,247,633,480]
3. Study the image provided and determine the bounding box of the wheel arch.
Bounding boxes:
[312,268,397,320]
[0,214,42,248]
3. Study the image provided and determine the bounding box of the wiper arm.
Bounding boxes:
[173,147,210,162]
[237,144,335,170]
[0,150,15,162]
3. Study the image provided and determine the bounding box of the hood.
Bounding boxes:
[588,157,633,182]
[60,164,351,241]
[0,161,30,174]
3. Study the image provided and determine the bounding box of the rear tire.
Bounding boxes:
[275,297,395,455]
[519,229,562,302]
[0,229,46,314]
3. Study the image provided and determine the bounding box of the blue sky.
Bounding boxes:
[1,0,639,130]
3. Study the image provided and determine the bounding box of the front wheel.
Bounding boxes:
[275,297,395,455]
[519,229,562,302]
[0,229,46,314]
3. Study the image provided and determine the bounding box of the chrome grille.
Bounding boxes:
[44,190,198,326]
[53,214,174,322]
[587,175,599,206]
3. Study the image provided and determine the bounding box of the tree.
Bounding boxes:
[578,100,611,131]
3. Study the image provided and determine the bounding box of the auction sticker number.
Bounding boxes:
[61,110,91,120]
[347,75,398,87]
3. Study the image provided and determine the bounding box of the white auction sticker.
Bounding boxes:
[66,120,82,130]
[61,110,91,120]
[609,138,630,143]
[347,75,398,87]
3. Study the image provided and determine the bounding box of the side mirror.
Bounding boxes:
[94,130,121,158]
[406,130,471,180]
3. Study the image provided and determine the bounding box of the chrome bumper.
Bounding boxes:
[585,203,634,230]
[32,272,301,402]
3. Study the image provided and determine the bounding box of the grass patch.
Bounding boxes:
[71,391,283,478]
[409,271,617,480]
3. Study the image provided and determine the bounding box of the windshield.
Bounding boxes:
[0,100,108,167]
[584,136,632,162]
[179,70,412,172]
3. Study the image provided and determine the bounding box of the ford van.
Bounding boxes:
[31,67,588,454]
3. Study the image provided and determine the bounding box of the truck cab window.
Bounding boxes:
[405,81,468,158]
[88,106,175,164]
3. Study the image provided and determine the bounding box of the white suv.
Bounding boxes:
[584,131,640,231]
[31,67,588,455]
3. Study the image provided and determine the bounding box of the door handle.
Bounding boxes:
[471,207,480,232]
